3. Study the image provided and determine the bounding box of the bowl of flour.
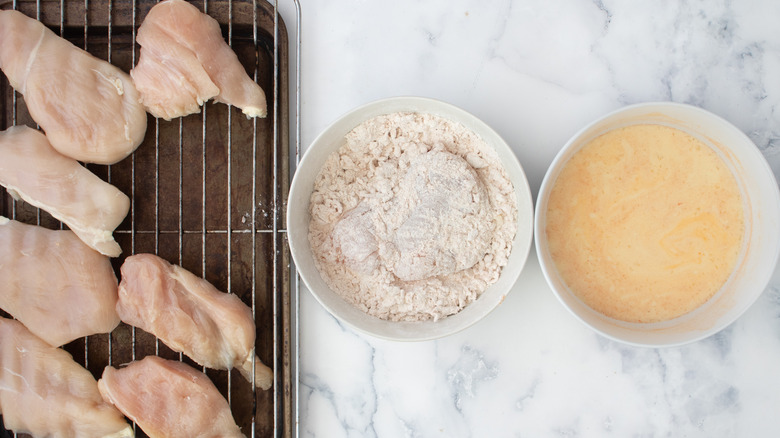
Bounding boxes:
[288,96,534,341]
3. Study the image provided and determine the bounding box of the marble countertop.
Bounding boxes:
[281,1,780,436]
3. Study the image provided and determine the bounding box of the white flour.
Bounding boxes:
[308,112,517,321]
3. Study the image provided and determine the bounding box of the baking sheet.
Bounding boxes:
[0,0,292,436]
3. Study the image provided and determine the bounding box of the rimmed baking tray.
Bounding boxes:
[0,0,294,436]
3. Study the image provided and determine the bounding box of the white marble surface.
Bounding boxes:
[283,0,780,436]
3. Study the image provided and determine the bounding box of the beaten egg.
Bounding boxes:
[545,124,745,323]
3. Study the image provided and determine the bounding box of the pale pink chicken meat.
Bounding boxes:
[98,356,244,438]
[0,10,147,164]
[0,126,130,257]
[0,217,120,347]
[0,317,133,438]
[131,0,267,120]
[117,253,273,390]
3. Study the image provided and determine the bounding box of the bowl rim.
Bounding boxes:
[534,101,780,348]
[288,95,534,341]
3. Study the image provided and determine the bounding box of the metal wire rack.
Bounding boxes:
[0,0,300,436]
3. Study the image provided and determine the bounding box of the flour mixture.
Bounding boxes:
[308,112,517,321]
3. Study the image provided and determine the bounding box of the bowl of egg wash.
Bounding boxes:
[535,102,780,347]
[288,96,534,341]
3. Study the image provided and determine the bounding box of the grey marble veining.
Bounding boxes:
[285,0,780,436]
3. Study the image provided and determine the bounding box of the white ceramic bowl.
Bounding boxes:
[535,102,780,347]
[288,96,534,341]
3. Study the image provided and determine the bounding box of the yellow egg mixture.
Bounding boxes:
[546,124,745,323]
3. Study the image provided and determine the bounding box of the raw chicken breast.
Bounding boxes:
[0,126,129,257]
[117,253,273,389]
[131,0,267,120]
[0,10,147,164]
[98,356,244,438]
[0,217,120,347]
[0,317,133,438]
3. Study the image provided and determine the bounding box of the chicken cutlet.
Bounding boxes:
[0,317,133,438]
[131,0,267,120]
[98,356,244,438]
[0,10,147,164]
[116,253,273,390]
[0,126,129,257]
[0,216,120,347]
